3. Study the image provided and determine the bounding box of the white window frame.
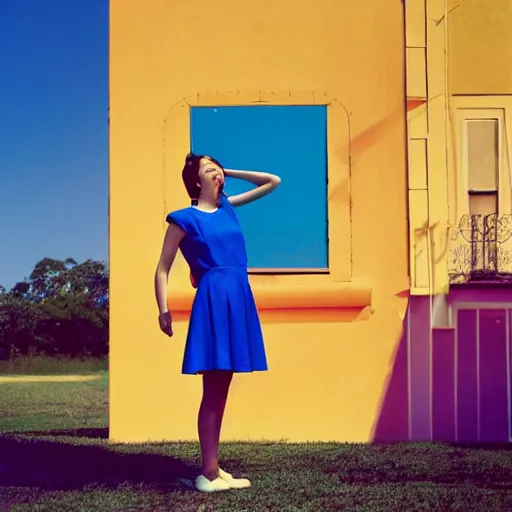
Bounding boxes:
[451,97,512,220]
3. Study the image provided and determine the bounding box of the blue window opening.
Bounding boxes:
[190,105,328,270]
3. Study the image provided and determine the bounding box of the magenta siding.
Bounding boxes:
[409,296,431,441]
[510,311,512,439]
[479,310,509,442]
[456,309,478,443]
[450,288,512,303]
[432,328,456,442]
[374,290,511,444]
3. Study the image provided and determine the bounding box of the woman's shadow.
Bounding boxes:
[0,428,197,491]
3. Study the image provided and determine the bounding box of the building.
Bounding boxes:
[405,0,512,443]
[109,0,512,444]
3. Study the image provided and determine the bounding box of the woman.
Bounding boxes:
[154,153,281,493]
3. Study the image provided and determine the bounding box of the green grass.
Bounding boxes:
[1,373,512,511]
[0,372,108,432]
[0,356,108,375]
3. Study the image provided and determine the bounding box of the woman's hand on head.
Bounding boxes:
[158,311,173,337]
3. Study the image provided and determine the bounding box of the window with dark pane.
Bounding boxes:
[466,119,499,216]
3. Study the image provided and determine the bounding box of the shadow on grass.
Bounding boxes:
[0,431,197,491]
[17,427,109,439]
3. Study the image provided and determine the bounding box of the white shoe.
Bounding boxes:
[219,468,252,489]
[194,474,230,493]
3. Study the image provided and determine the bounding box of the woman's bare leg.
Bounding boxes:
[198,371,233,480]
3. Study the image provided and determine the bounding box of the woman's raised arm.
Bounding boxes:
[223,169,281,207]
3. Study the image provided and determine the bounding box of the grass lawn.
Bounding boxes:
[1,368,512,511]
[0,356,108,376]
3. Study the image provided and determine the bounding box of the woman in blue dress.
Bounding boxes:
[154,153,281,493]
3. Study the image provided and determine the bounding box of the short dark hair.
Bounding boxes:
[181,152,224,204]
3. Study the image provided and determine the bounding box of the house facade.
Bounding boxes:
[109,0,512,443]
[404,0,512,443]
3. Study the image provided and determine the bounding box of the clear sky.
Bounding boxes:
[0,0,108,291]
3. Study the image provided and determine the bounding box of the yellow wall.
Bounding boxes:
[405,0,451,298]
[406,0,512,304]
[447,0,512,237]
[109,0,409,443]
[449,0,512,95]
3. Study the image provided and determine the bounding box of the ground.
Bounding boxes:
[1,361,512,511]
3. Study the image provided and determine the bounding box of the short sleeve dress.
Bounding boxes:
[166,195,268,375]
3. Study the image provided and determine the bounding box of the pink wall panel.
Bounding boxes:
[409,296,431,441]
[450,288,512,303]
[432,328,456,442]
[479,309,509,442]
[456,309,478,443]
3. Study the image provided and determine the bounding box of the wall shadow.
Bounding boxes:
[371,306,409,443]
[18,427,109,439]
[0,432,197,491]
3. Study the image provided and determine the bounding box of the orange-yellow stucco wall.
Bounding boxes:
[449,0,512,95]
[109,0,409,443]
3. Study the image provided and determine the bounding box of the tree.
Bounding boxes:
[0,257,109,358]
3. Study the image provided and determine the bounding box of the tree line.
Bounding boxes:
[0,258,108,360]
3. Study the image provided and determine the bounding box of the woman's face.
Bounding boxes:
[197,157,225,193]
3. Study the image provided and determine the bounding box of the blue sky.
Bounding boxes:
[0,0,108,291]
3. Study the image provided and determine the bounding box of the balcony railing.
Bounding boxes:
[448,214,512,284]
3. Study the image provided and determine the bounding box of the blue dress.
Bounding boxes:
[166,195,268,375]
